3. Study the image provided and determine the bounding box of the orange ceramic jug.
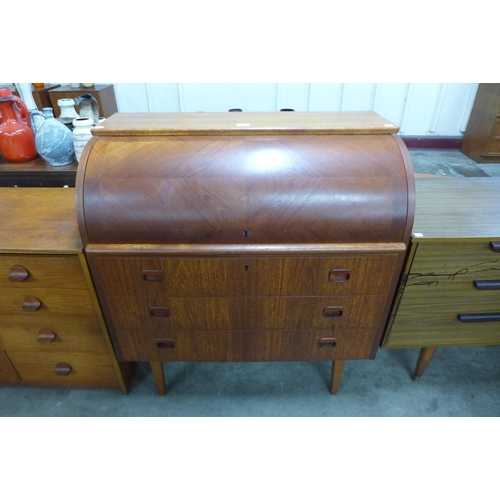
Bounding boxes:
[0,87,38,162]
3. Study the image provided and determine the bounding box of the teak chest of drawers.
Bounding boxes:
[0,188,131,391]
[76,111,415,395]
[382,177,500,378]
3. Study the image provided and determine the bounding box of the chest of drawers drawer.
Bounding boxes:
[0,315,107,352]
[0,287,99,316]
[115,328,379,362]
[106,294,388,331]
[0,255,88,289]
[93,255,399,298]
[5,350,120,387]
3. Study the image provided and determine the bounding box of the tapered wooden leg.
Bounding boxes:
[330,360,345,394]
[151,361,166,395]
[412,347,437,381]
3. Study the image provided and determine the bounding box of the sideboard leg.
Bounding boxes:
[151,361,166,395]
[412,347,437,381]
[330,360,345,394]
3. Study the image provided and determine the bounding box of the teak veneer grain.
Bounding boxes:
[77,111,415,395]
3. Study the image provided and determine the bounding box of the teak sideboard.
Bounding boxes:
[76,111,415,395]
[0,188,132,391]
[382,177,500,378]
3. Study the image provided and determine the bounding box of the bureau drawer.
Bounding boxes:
[409,242,500,282]
[0,351,18,383]
[0,314,107,352]
[114,328,378,362]
[92,255,398,297]
[0,288,97,316]
[5,350,120,387]
[106,295,388,331]
[0,255,88,289]
[384,289,500,348]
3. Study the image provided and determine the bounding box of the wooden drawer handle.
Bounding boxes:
[156,339,176,349]
[323,306,343,318]
[458,313,500,323]
[37,328,57,343]
[22,295,42,312]
[9,265,29,282]
[329,269,350,283]
[55,363,72,376]
[491,241,500,252]
[150,307,170,317]
[474,280,500,291]
[142,270,164,282]
[318,337,337,348]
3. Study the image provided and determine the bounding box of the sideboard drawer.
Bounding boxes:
[115,328,378,362]
[0,352,18,383]
[0,288,98,316]
[7,351,120,387]
[106,295,388,331]
[0,255,88,289]
[409,242,500,282]
[93,255,398,297]
[0,314,107,352]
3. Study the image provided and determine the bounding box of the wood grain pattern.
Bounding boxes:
[383,177,500,355]
[79,134,411,245]
[115,328,378,362]
[461,83,500,162]
[6,350,120,387]
[92,255,398,297]
[106,294,388,332]
[0,188,81,254]
[0,255,88,289]
[91,111,399,136]
[78,112,414,394]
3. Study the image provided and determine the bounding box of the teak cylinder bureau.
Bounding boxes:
[382,177,500,379]
[76,111,416,395]
[0,188,131,392]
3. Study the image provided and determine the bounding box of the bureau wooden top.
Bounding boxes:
[413,177,500,241]
[0,188,82,254]
[91,111,399,137]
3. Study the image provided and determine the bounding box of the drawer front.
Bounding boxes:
[0,315,107,352]
[106,295,388,331]
[0,288,97,316]
[114,328,378,362]
[6,350,120,387]
[0,255,88,289]
[384,288,500,348]
[93,255,398,297]
[0,351,18,383]
[409,242,500,283]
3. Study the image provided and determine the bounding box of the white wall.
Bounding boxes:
[2,83,480,137]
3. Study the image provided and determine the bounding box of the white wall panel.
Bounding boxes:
[114,83,149,112]
[308,84,344,111]
[276,83,310,111]
[178,83,277,112]
[2,82,479,136]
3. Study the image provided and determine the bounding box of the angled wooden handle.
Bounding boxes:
[142,270,164,282]
[323,306,343,318]
[156,339,176,349]
[22,295,42,312]
[55,363,72,376]
[318,337,337,348]
[329,268,350,283]
[150,307,170,317]
[37,328,57,343]
[9,265,29,282]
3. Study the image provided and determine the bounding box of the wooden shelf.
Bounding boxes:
[0,154,78,187]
